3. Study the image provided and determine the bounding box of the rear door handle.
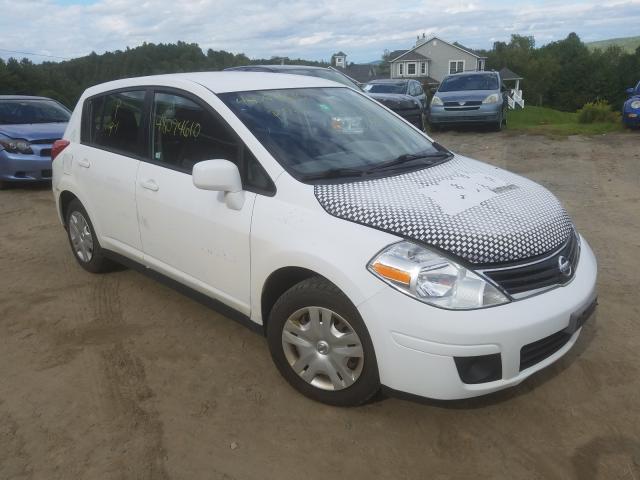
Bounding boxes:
[78,158,90,168]
[140,179,159,192]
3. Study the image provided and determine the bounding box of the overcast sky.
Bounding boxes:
[1,0,639,63]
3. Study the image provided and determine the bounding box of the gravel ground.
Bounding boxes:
[1,131,639,480]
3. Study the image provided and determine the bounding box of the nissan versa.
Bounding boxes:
[51,72,598,406]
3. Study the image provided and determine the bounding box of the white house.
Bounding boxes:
[389,35,487,87]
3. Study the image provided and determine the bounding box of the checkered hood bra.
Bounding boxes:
[314,156,574,265]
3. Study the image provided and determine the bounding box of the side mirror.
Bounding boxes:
[193,159,245,210]
[626,87,635,96]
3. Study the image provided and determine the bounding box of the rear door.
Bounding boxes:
[74,89,148,259]
[135,90,273,314]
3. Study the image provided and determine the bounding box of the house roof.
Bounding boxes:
[392,51,429,62]
[332,51,347,57]
[390,36,487,62]
[499,67,523,80]
[335,64,383,83]
[387,49,408,61]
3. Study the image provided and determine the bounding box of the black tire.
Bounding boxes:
[493,112,503,132]
[267,277,380,406]
[0,181,8,190]
[65,198,117,273]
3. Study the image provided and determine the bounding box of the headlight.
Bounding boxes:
[431,95,443,106]
[0,137,33,154]
[482,93,500,104]
[367,241,509,310]
[631,100,640,109]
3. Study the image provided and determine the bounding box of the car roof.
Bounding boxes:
[367,79,409,84]
[82,71,341,98]
[0,95,57,101]
[227,65,330,71]
[446,71,498,77]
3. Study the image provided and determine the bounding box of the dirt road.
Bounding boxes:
[1,131,639,480]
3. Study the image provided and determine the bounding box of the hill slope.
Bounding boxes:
[586,36,640,53]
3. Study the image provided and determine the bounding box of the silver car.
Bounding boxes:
[429,71,508,131]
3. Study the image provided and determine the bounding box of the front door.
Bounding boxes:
[135,91,255,314]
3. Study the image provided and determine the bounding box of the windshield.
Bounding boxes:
[364,83,407,94]
[0,99,70,124]
[439,74,499,92]
[285,68,360,89]
[220,87,443,180]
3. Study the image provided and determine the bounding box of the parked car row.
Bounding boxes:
[4,70,638,191]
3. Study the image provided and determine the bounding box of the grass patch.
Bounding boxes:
[507,106,624,136]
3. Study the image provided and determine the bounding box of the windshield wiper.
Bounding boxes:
[298,167,366,181]
[364,144,453,174]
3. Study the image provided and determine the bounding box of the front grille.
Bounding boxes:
[482,232,580,296]
[444,106,480,111]
[520,330,571,371]
[444,101,482,107]
[40,148,52,157]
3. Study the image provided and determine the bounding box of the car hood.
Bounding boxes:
[369,93,415,107]
[314,155,574,265]
[435,90,496,103]
[0,123,67,142]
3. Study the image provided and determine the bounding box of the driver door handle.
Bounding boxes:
[140,179,159,192]
[78,158,90,168]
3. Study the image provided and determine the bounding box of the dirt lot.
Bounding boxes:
[1,131,639,480]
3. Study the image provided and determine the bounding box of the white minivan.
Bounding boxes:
[52,72,597,406]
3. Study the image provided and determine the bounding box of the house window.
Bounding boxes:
[399,63,404,75]
[407,63,416,75]
[449,60,465,74]
[477,59,484,71]
[421,62,426,75]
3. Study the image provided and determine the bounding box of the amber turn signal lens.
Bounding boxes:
[372,262,411,285]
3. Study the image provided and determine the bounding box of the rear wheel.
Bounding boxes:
[65,199,117,273]
[267,277,380,406]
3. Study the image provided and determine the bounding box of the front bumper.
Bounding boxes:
[623,111,640,127]
[429,103,501,125]
[391,107,423,128]
[0,148,53,182]
[358,236,598,400]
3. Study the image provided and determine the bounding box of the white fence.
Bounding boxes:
[508,89,525,109]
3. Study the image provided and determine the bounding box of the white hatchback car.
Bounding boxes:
[52,72,597,406]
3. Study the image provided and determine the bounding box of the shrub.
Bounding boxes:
[577,100,620,124]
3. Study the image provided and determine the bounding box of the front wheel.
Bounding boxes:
[267,277,380,406]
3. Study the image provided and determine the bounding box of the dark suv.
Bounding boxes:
[224,65,362,90]
[363,79,427,130]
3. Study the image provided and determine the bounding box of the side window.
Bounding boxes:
[416,84,424,96]
[84,90,146,156]
[152,92,274,193]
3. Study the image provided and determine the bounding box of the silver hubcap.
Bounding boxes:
[69,211,94,263]
[281,307,364,391]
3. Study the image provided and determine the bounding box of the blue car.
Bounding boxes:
[623,81,640,128]
[0,95,70,188]
[429,71,508,131]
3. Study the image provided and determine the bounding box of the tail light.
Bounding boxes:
[51,139,70,161]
